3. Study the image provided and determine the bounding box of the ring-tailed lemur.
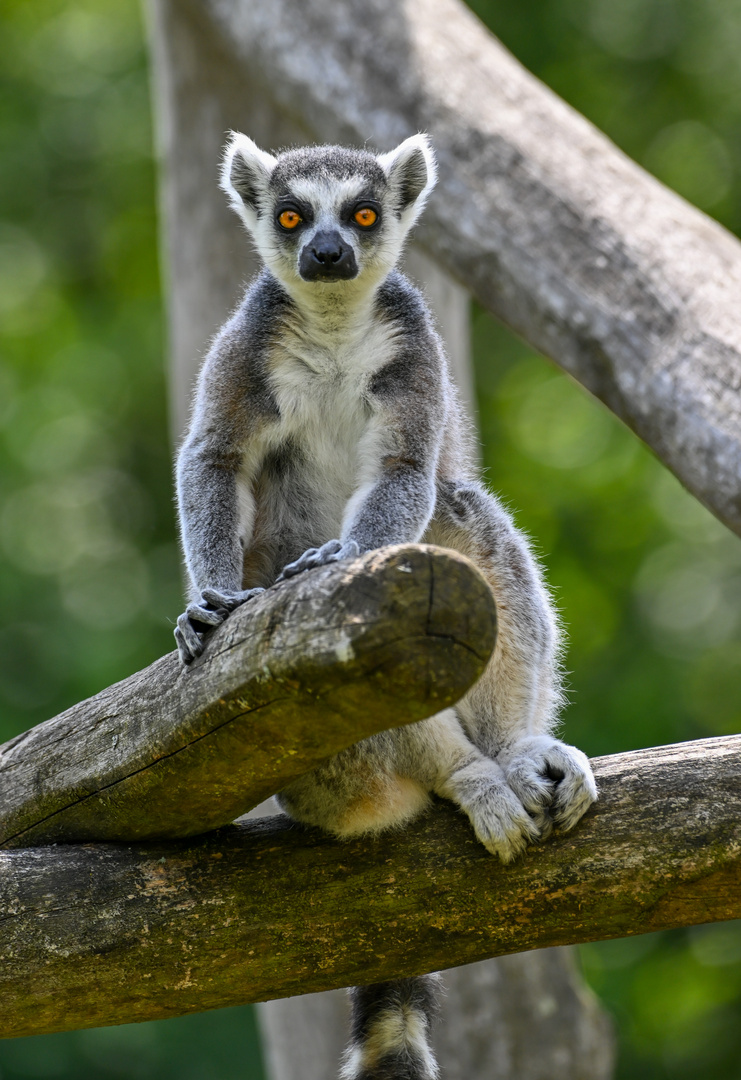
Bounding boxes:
[175,133,597,1080]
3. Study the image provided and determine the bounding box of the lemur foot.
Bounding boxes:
[442,759,542,863]
[175,587,265,665]
[276,539,360,582]
[498,735,597,835]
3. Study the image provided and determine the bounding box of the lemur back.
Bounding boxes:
[175,134,597,1080]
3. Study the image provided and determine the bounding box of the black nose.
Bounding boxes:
[313,234,343,265]
[299,230,358,281]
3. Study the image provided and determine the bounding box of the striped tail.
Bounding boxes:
[339,975,441,1080]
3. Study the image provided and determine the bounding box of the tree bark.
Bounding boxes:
[181,0,741,538]
[0,545,495,847]
[1,735,739,1039]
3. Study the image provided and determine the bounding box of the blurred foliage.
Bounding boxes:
[0,1009,264,1080]
[0,0,181,729]
[0,0,740,1077]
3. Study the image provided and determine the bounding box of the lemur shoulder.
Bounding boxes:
[175,133,597,1080]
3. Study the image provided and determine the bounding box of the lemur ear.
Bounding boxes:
[377,134,437,223]
[220,132,278,232]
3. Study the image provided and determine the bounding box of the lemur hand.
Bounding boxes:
[276,539,360,582]
[497,734,597,838]
[175,587,265,665]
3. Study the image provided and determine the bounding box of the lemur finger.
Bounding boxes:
[527,742,596,831]
[527,808,554,842]
[552,784,596,832]
[319,538,343,555]
[299,538,356,570]
[201,586,265,611]
[501,756,556,841]
[300,540,341,569]
[327,540,360,563]
[237,586,266,603]
[469,786,542,863]
[550,755,598,831]
[277,540,342,581]
[502,762,556,816]
[277,547,320,581]
[443,759,542,863]
[175,613,204,665]
[499,736,597,833]
[174,629,198,666]
[185,602,225,627]
[200,589,238,612]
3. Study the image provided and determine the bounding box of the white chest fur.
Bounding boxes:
[236,309,400,543]
[265,312,397,472]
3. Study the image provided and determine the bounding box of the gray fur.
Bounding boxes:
[175,133,597,1080]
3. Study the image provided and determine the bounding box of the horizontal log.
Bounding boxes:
[195,0,741,535]
[1,735,739,1038]
[0,545,495,847]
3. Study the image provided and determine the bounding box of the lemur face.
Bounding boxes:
[221,135,437,294]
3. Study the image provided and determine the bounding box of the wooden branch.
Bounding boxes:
[189,0,741,536]
[0,545,495,847]
[1,735,739,1038]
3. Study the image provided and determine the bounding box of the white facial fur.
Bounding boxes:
[219,133,437,302]
[376,133,437,230]
[220,133,277,233]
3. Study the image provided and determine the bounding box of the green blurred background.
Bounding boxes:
[0,0,739,1076]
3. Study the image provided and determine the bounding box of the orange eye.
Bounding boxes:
[353,207,378,227]
[278,209,302,229]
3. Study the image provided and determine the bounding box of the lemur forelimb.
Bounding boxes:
[174,132,597,1080]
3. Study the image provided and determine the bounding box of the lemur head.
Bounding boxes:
[220,135,436,296]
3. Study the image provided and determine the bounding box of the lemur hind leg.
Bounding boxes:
[278,706,541,864]
[429,480,597,839]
